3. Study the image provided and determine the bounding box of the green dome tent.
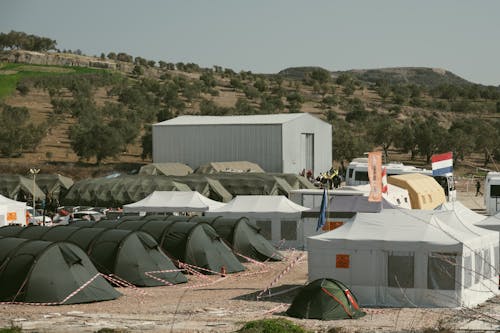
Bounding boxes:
[0,225,187,287]
[190,216,283,262]
[74,216,245,274]
[286,278,366,320]
[0,236,120,304]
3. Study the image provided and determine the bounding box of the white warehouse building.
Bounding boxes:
[152,113,332,175]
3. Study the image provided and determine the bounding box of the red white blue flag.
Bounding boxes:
[431,152,453,176]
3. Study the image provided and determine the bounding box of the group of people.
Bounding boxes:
[301,166,344,189]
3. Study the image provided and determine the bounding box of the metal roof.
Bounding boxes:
[154,113,312,126]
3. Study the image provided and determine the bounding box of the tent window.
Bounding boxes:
[483,248,491,279]
[474,251,483,284]
[421,195,426,204]
[490,185,500,197]
[354,171,368,182]
[427,252,456,290]
[280,220,297,241]
[256,220,272,240]
[463,256,472,288]
[388,252,414,288]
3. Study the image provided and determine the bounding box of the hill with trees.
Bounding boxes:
[0,30,499,179]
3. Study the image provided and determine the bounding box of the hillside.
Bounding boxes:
[1,50,499,180]
[279,66,479,88]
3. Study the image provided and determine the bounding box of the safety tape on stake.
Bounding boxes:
[105,274,147,296]
[144,269,186,286]
[256,253,304,300]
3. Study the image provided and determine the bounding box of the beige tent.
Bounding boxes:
[139,163,193,176]
[388,173,445,209]
[195,161,264,174]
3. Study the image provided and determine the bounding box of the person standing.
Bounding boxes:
[475,180,482,196]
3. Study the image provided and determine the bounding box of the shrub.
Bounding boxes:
[237,318,310,333]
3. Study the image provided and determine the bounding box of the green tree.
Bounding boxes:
[70,121,124,165]
[414,118,444,163]
[310,68,330,84]
[394,119,418,160]
[141,125,152,160]
[332,120,371,162]
[0,104,43,156]
[367,116,400,161]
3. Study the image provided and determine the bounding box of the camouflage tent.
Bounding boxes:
[139,163,193,176]
[36,173,74,202]
[62,175,191,207]
[195,161,264,174]
[171,175,233,202]
[0,174,46,201]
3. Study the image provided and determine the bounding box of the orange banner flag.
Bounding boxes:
[368,151,382,202]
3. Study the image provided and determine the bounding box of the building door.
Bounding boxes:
[301,133,314,174]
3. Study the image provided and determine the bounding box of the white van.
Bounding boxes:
[345,158,457,201]
[484,172,500,215]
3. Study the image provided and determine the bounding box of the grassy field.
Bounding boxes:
[0,63,101,99]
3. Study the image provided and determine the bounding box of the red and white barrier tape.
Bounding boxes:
[256,252,304,300]
[0,273,102,306]
[144,268,186,286]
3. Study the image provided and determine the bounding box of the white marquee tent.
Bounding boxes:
[123,191,225,213]
[0,194,26,226]
[474,213,500,233]
[308,209,499,307]
[206,195,309,249]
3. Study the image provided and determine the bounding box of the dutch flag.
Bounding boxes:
[431,152,453,176]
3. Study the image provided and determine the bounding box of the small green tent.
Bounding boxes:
[0,225,187,287]
[286,278,366,320]
[76,216,246,274]
[0,236,120,304]
[190,216,283,262]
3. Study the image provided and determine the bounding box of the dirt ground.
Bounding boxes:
[0,191,499,333]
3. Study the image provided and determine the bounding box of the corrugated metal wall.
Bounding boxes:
[282,115,332,176]
[153,124,283,172]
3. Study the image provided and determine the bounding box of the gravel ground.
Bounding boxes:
[0,190,498,333]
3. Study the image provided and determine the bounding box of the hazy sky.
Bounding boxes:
[1,0,499,86]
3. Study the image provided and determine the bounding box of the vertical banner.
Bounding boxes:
[368,151,382,202]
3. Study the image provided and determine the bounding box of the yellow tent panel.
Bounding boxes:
[388,173,445,209]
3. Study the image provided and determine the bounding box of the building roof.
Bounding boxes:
[154,113,314,126]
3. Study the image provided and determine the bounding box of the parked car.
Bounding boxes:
[27,207,53,226]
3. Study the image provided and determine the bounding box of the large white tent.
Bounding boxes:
[0,194,26,226]
[206,195,309,249]
[123,191,225,213]
[308,209,499,307]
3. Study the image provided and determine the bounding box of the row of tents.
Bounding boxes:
[0,171,315,208]
[0,213,283,304]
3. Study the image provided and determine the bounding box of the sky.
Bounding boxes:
[1,0,499,86]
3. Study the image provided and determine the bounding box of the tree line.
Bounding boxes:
[2,31,500,168]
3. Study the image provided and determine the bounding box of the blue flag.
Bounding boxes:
[316,188,327,231]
